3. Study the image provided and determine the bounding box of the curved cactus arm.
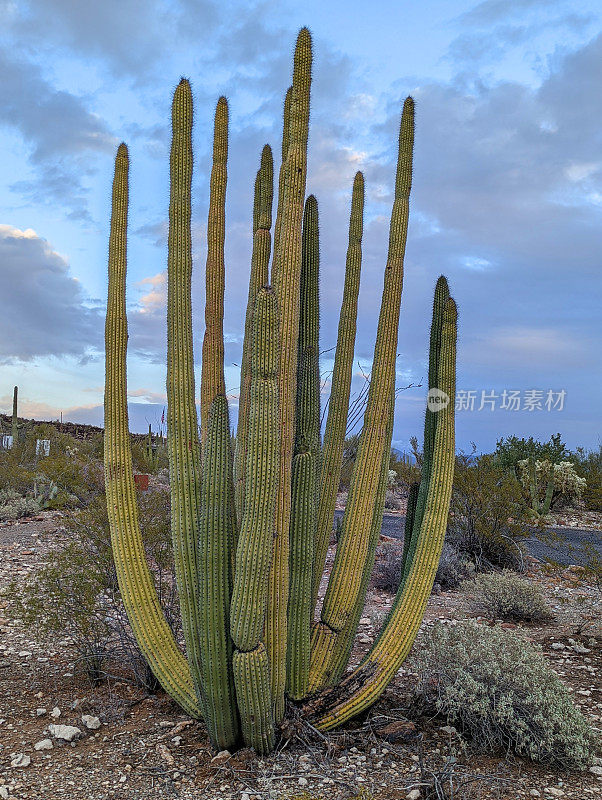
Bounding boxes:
[401,481,419,575]
[312,171,364,612]
[200,97,229,443]
[230,287,279,750]
[401,276,449,585]
[309,390,393,691]
[306,296,456,730]
[198,395,240,749]
[166,79,205,700]
[309,98,414,689]
[267,27,312,722]
[104,142,202,719]
[234,145,274,523]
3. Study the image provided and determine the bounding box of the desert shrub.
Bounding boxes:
[412,621,596,770]
[0,488,41,521]
[383,489,403,510]
[435,543,473,590]
[570,445,602,512]
[461,570,553,623]
[518,458,586,511]
[494,433,569,478]
[449,454,528,571]
[8,487,179,688]
[372,541,403,592]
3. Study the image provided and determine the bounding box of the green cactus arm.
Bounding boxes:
[306,296,457,730]
[271,85,292,287]
[312,171,364,611]
[230,287,278,750]
[165,79,205,699]
[231,288,279,650]
[198,394,240,749]
[401,276,449,584]
[200,96,229,443]
[310,98,414,684]
[234,145,274,523]
[104,142,202,719]
[233,644,276,755]
[401,481,419,574]
[310,390,393,691]
[286,451,316,699]
[287,194,320,699]
[267,27,312,722]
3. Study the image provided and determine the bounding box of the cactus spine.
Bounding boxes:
[103,30,458,755]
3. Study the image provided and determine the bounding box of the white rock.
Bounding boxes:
[10,753,31,768]
[50,706,61,719]
[48,724,82,742]
[36,708,47,716]
[529,791,541,797]
[545,789,564,797]
[406,790,421,800]
[0,786,9,799]
[589,765,602,776]
[34,739,53,751]
[298,777,308,787]
[571,643,590,654]
[358,634,371,644]
[550,643,565,650]
[81,714,101,730]
[241,794,250,800]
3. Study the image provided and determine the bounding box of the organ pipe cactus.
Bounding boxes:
[104,28,458,755]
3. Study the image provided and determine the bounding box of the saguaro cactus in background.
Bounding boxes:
[11,386,18,443]
[104,28,458,755]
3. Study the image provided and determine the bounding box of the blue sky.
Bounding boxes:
[0,0,600,453]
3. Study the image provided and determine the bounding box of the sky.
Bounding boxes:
[0,0,600,453]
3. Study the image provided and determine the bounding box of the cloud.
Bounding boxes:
[0,225,102,363]
[0,46,115,218]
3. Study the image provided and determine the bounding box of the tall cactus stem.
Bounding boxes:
[198,395,240,748]
[310,98,414,686]
[306,296,457,729]
[200,96,229,443]
[312,171,364,611]
[104,142,202,719]
[166,79,205,702]
[401,275,449,585]
[234,145,274,523]
[271,86,293,286]
[267,27,312,721]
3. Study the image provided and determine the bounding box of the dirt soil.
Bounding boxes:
[0,512,601,800]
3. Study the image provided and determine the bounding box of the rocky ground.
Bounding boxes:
[0,512,600,800]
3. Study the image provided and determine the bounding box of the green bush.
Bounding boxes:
[0,488,41,521]
[449,454,528,571]
[413,621,596,770]
[8,487,179,688]
[461,570,553,623]
[494,433,569,477]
